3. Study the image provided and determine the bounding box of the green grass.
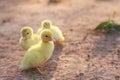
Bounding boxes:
[94,20,120,33]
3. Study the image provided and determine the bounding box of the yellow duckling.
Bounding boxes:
[19,29,54,74]
[19,26,40,50]
[37,20,65,45]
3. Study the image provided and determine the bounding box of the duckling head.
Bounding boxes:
[41,20,52,29]
[41,29,54,42]
[20,26,33,40]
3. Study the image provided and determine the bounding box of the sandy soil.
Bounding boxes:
[0,0,120,80]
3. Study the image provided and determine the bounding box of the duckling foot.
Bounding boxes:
[36,67,48,75]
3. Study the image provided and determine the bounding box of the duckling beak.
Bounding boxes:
[21,36,26,41]
[51,37,56,42]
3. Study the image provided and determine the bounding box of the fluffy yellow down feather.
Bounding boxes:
[37,20,65,44]
[19,29,54,72]
[19,26,40,50]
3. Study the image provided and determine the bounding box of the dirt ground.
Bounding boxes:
[0,0,120,80]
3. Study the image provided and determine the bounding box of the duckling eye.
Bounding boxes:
[45,35,48,37]
[27,32,29,35]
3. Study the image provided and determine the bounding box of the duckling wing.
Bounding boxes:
[19,42,54,70]
[51,26,64,41]
[19,40,54,70]
[19,48,46,70]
